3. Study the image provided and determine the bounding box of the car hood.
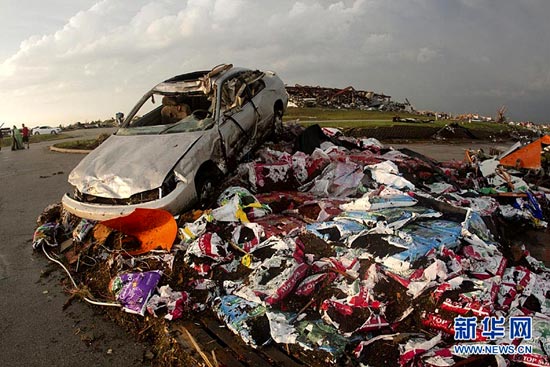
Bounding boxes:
[68,132,203,199]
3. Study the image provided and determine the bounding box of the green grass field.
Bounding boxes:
[283,107,522,133]
[1,108,533,150]
[283,107,419,121]
[0,132,68,148]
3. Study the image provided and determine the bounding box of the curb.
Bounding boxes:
[49,145,92,154]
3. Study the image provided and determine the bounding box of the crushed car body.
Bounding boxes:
[62,64,288,220]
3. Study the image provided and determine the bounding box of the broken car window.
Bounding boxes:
[161,96,191,124]
[221,78,246,111]
[160,115,215,134]
[221,70,265,112]
[124,91,213,134]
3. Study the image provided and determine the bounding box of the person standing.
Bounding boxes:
[11,125,23,150]
[21,123,30,149]
[115,112,124,126]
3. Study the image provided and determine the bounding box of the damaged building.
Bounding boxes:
[286,84,415,113]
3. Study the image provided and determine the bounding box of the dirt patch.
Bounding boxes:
[55,133,111,150]
[345,125,439,140]
[299,232,336,259]
[343,124,538,143]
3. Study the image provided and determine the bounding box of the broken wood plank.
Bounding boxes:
[199,317,271,366]
[199,317,304,367]
[175,321,246,367]
[261,344,305,367]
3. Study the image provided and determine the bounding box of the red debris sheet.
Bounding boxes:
[34,129,550,366]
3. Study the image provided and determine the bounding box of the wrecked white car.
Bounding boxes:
[62,64,288,220]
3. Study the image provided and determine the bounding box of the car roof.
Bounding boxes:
[163,70,210,83]
[152,65,252,94]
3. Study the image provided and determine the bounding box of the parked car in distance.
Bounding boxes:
[63,64,288,220]
[32,126,62,135]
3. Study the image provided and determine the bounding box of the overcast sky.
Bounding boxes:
[1,0,549,127]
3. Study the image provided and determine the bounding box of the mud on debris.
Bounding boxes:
[33,125,550,367]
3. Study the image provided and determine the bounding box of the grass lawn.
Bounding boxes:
[284,107,420,121]
[283,107,525,134]
[1,132,68,148]
[2,108,532,151]
[48,133,110,150]
[54,139,102,150]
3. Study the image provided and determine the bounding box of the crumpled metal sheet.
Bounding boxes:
[69,133,203,198]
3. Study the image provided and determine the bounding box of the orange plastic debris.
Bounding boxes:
[101,208,177,255]
[499,135,550,170]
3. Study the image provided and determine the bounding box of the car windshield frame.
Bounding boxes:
[118,86,214,136]
[117,114,215,136]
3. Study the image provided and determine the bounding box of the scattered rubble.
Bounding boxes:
[286,85,414,113]
[34,125,550,366]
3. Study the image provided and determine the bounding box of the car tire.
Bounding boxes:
[272,104,284,136]
[196,166,223,208]
[34,132,40,135]
[51,131,57,135]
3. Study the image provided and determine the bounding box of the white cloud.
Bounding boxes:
[213,0,246,21]
[0,0,550,125]
[365,33,393,45]
[416,47,440,63]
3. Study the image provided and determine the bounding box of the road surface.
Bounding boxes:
[0,129,150,367]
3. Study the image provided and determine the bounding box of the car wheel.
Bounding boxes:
[51,131,57,135]
[34,132,40,135]
[272,104,284,136]
[196,167,223,208]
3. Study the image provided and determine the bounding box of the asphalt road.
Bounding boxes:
[0,129,516,366]
[0,129,150,367]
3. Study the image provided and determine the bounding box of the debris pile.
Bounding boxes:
[286,84,414,113]
[34,126,550,366]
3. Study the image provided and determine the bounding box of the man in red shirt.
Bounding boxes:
[22,123,30,149]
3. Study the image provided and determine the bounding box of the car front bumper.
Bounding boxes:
[62,182,197,221]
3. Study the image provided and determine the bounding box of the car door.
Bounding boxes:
[245,75,271,139]
[216,72,258,167]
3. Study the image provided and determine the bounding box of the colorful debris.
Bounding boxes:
[34,129,550,366]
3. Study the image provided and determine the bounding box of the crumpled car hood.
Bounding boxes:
[69,132,203,199]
